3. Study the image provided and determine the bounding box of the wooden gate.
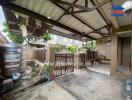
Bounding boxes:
[54,54,74,77]
[35,49,47,62]
[78,53,86,68]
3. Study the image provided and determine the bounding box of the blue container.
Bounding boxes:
[126,79,132,94]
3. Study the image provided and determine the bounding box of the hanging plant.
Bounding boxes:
[66,45,77,54]
[54,44,64,53]
[43,32,51,42]
[2,22,24,44]
[82,40,96,51]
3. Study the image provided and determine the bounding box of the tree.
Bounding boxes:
[2,22,24,44]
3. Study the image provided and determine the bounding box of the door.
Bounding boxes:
[121,37,131,69]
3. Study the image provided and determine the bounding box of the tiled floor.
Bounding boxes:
[14,69,126,100]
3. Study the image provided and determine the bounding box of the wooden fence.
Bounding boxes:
[21,47,47,68]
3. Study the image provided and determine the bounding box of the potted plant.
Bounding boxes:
[44,62,52,82]
[43,32,51,42]
[66,45,77,54]
[54,43,64,53]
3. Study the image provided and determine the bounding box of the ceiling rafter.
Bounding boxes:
[49,29,82,41]
[50,0,79,28]
[49,0,111,37]
[2,2,96,40]
[49,0,111,10]
[50,1,95,30]
[49,0,111,15]
[93,32,109,37]
[87,25,110,35]
[50,2,108,38]
[85,0,88,7]
[90,0,111,25]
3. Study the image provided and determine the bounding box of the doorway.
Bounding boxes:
[121,37,131,69]
[118,34,131,73]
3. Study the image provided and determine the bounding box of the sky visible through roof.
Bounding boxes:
[0,6,10,42]
[0,6,5,31]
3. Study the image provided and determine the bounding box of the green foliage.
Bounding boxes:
[44,62,51,72]
[82,40,96,50]
[31,67,39,78]
[54,44,64,53]
[43,32,51,42]
[2,22,24,44]
[66,45,77,53]
[8,33,24,44]
[3,22,9,33]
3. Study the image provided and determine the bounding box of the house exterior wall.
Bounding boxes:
[96,42,111,60]
[110,26,132,79]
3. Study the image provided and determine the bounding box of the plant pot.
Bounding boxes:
[44,67,55,82]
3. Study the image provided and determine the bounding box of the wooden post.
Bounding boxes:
[46,44,55,63]
[46,44,55,79]
[131,32,132,73]
[20,24,27,37]
[110,26,118,75]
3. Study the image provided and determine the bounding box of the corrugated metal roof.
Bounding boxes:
[76,10,107,29]
[14,0,64,21]
[100,28,108,34]
[59,15,93,33]
[11,0,111,39]
[52,26,72,34]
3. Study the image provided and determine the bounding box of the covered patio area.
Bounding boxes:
[0,0,132,100]
[13,69,125,100]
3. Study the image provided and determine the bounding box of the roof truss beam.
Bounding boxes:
[2,2,96,40]
[90,0,111,25]
[87,25,110,36]
[49,0,111,36]
[50,1,95,30]
[50,0,111,14]
[50,2,111,39]
[50,0,78,28]
[85,0,88,7]
[49,29,82,41]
